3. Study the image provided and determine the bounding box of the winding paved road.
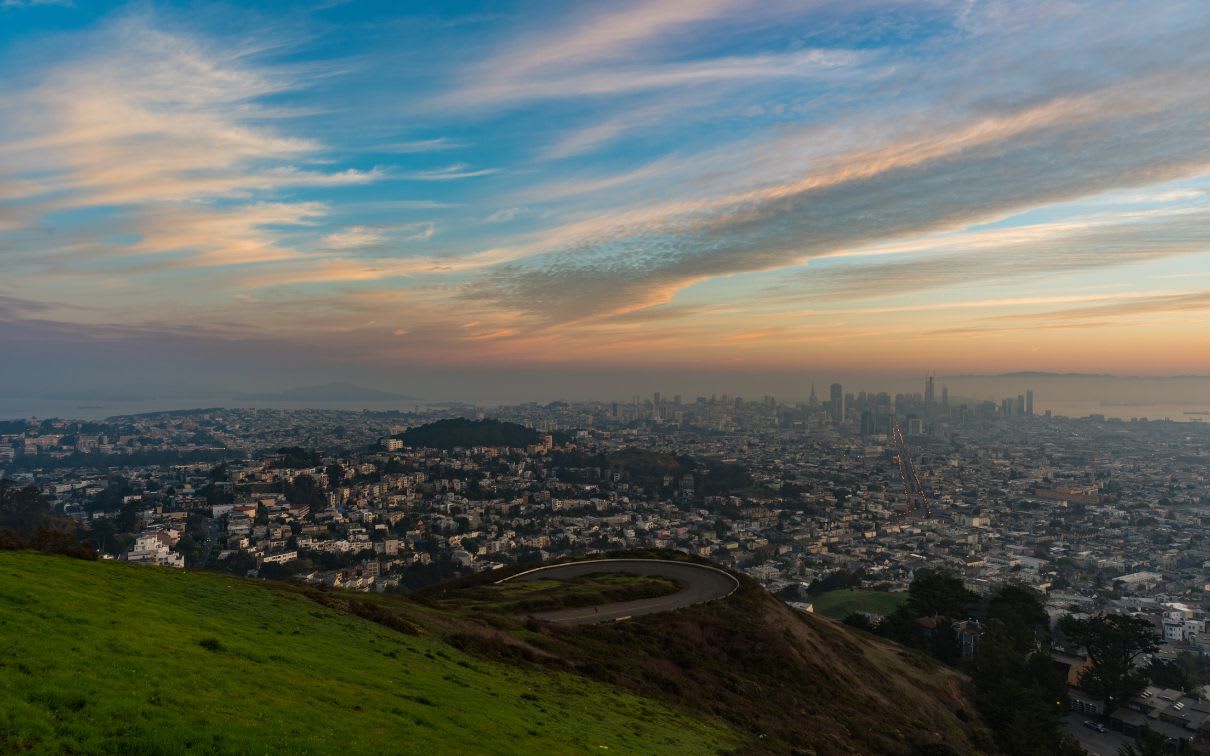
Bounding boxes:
[497,558,739,625]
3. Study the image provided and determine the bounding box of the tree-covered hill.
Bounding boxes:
[396,418,544,450]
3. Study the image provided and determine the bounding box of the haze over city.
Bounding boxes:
[2,0,1209,407]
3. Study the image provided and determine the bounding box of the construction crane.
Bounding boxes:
[891,422,932,517]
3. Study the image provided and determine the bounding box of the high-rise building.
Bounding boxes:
[860,410,875,436]
[1016,394,1026,416]
[830,383,844,425]
[925,376,935,405]
[941,386,949,408]
[1025,389,1034,416]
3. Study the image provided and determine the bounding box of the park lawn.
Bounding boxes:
[809,589,908,619]
[0,551,738,755]
[442,572,682,614]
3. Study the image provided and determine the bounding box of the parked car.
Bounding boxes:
[1083,720,1107,733]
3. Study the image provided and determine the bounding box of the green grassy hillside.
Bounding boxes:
[0,552,736,755]
[809,589,909,619]
[0,551,992,755]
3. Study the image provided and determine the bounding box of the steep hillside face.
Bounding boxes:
[0,552,735,754]
[444,571,993,755]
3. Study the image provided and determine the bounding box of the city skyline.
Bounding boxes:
[2,0,1210,399]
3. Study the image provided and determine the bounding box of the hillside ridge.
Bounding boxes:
[0,550,991,754]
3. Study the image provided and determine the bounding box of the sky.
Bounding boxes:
[1,0,1209,403]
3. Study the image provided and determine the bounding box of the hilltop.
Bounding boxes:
[0,551,991,754]
[396,418,548,450]
[423,554,991,754]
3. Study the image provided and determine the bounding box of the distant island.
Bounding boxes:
[396,418,546,449]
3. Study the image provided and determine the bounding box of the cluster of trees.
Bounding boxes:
[271,446,322,469]
[1059,613,1159,718]
[843,571,1168,754]
[855,569,982,663]
[843,571,1078,755]
[0,480,95,559]
[396,418,544,450]
[973,587,1078,755]
[282,474,326,511]
[808,568,864,595]
[1149,650,1210,694]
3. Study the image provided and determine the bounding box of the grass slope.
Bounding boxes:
[0,551,735,755]
[433,572,681,614]
[809,589,908,619]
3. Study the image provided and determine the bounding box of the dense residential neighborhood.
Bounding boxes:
[4,388,1210,750]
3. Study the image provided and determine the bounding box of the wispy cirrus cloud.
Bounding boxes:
[464,5,1210,327]
[401,163,497,181]
[992,291,1210,325]
[323,221,435,250]
[1,0,72,7]
[778,208,1210,304]
[373,137,465,154]
[0,14,381,272]
[439,0,865,108]
[919,290,1210,337]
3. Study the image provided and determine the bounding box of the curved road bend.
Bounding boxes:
[497,558,739,626]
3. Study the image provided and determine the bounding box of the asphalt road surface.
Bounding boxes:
[1061,714,1131,756]
[498,558,740,625]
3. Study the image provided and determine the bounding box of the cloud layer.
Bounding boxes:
[1,0,1209,397]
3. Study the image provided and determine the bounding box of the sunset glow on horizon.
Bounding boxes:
[2,0,1209,400]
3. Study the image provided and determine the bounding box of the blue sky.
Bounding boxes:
[1,0,1208,401]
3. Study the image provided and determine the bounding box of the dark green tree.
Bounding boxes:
[272,447,320,469]
[1148,651,1205,693]
[115,498,142,533]
[1059,614,1159,717]
[283,474,326,511]
[877,604,925,647]
[987,583,1051,653]
[973,584,1075,754]
[907,569,977,618]
[89,476,133,512]
[842,612,874,631]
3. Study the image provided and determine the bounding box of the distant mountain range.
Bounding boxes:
[950,371,1115,379]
